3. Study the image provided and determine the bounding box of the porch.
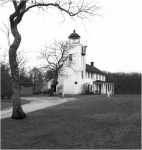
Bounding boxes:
[93,80,114,94]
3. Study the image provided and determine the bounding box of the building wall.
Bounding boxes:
[57,44,86,94]
[20,85,33,95]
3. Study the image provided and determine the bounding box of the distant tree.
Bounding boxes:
[28,67,44,89]
[1,0,100,119]
[38,40,76,95]
[1,64,12,99]
[105,72,141,94]
[19,67,28,79]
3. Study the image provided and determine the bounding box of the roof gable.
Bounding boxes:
[86,64,105,75]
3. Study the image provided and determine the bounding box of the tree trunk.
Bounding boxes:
[9,26,26,119]
[50,76,58,96]
[50,84,54,96]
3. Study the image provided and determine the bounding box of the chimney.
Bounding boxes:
[91,62,94,66]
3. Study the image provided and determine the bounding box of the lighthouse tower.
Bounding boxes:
[57,30,87,94]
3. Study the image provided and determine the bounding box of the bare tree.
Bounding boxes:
[38,40,77,95]
[1,0,100,119]
[0,21,29,70]
[28,66,44,89]
[0,21,11,65]
[0,50,8,66]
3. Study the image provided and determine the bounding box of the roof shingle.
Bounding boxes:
[86,64,105,75]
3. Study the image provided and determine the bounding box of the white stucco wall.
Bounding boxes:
[57,44,87,94]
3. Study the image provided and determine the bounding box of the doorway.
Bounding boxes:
[99,85,101,93]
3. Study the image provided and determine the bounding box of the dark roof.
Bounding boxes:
[20,78,33,85]
[68,30,81,39]
[94,80,114,84]
[86,64,105,75]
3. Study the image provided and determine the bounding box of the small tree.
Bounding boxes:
[1,0,100,119]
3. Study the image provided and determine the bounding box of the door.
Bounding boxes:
[99,85,101,93]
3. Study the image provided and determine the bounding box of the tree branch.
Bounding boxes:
[24,0,100,19]
[12,0,18,10]
[10,0,27,28]
[24,3,56,13]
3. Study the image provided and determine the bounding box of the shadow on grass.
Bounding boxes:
[1,94,141,149]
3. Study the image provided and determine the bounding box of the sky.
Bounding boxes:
[0,0,142,73]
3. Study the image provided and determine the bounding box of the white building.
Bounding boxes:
[56,30,114,95]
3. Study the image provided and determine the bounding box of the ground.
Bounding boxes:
[1,98,30,110]
[1,94,141,149]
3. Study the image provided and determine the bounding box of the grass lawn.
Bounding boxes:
[1,99,31,110]
[1,94,141,149]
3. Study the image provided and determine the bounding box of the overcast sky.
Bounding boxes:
[0,0,142,73]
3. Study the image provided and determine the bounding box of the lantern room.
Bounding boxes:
[68,30,81,44]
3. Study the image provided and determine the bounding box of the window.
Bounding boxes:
[99,75,101,80]
[96,74,98,80]
[102,76,105,81]
[94,74,96,80]
[69,54,73,61]
[104,76,105,81]
[82,46,86,56]
[91,73,93,79]
[100,75,102,80]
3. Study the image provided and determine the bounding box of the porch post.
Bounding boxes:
[102,83,105,94]
[113,84,114,94]
[94,83,96,92]
[110,84,111,92]
[104,84,106,93]
[101,84,103,94]
[102,83,104,94]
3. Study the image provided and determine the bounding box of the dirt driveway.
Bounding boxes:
[0,96,77,119]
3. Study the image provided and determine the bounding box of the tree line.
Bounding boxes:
[104,71,141,94]
[1,64,53,98]
[2,64,141,99]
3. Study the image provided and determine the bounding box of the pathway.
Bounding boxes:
[0,96,77,119]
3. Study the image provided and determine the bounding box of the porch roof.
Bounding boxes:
[94,80,106,83]
[94,80,114,84]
